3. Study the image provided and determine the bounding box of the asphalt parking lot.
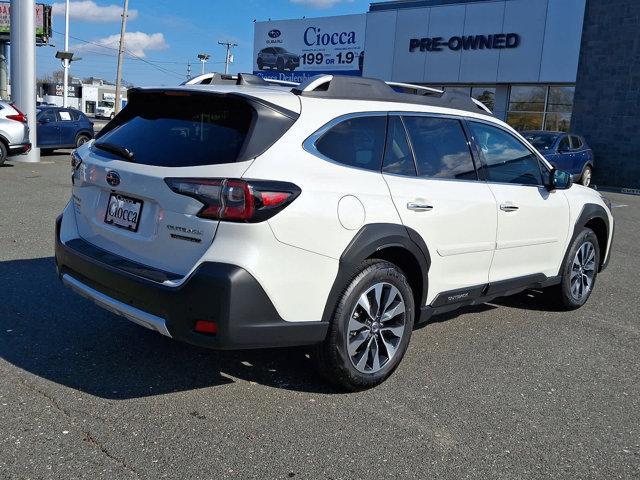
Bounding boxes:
[1,153,638,479]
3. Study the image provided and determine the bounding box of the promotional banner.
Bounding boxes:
[253,14,366,83]
[0,3,51,42]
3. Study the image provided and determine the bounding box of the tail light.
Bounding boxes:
[164,178,301,223]
[7,104,27,123]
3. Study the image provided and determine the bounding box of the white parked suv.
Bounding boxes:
[55,74,614,390]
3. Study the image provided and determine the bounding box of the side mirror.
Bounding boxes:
[550,169,573,190]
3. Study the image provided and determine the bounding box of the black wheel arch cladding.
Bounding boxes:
[561,203,611,275]
[322,223,431,324]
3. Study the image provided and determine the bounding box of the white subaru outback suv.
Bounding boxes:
[55,74,614,391]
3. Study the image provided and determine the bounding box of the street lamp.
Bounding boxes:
[55,50,79,107]
[197,53,210,75]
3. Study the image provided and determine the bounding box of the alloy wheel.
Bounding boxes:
[570,241,596,300]
[347,282,407,374]
[582,168,592,187]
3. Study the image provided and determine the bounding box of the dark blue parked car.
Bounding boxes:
[36,107,95,153]
[523,131,594,187]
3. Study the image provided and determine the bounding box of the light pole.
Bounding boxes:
[218,41,237,75]
[63,0,70,107]
[10,0,39,162]
[56,51,77,104]
[197,53,210,75]
[114,0,129,116]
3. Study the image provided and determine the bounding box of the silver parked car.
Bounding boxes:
[0,100,31,165]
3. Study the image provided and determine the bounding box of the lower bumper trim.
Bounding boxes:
[62,273,172,337]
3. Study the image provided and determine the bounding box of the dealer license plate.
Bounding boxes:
[104,193,143,232]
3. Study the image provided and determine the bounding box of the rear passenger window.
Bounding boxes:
[402,116,477,180]
[383,116,416,176]
[571,136,582,149]
[468,121,543,186]
[315,116,387,171]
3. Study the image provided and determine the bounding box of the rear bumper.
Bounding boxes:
[54,215,328,350]
[8,143,32,156]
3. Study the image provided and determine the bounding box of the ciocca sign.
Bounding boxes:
[409,33,520,53]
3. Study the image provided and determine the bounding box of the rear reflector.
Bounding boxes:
[194,320,218,335]
[165,178,301,223]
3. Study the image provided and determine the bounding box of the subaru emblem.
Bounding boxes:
[106,171,121,187]
[268,29,281,39]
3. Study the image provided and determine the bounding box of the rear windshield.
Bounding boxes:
[95,93,254,167]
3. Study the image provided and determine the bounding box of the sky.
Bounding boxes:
[36,0,372,86]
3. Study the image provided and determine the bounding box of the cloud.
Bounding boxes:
[52,1,139,23]
[76,32,168,58]
[289,0,353,8]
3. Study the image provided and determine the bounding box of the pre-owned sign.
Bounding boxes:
[253,14,366,83]
[410,33,520,53]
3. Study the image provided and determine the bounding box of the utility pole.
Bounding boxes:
[186,61,191,80]
[218,41,237,74]
[62,0,69,107]
[114,0,129,115]
[10,0,39,162]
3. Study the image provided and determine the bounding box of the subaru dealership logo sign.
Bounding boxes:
[268,29,281,39]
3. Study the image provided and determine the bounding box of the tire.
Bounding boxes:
[41,148,54,155]
[276,57,285,71]
[109,113,115,120]
[0,141,7,166]
[550,228,600,309]
[314,260,415,391]
[257,59,264,70]
[75,134,90,148]
[580,165,592,187]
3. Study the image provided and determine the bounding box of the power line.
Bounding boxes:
[51,29,185,79]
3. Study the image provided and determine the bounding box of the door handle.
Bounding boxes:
[500,203,519,212]
[407,202,433,212]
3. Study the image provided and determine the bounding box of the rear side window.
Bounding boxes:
[315,116,387,172]
[468,121,543,186]
[402,116,477,180]
[95,93,254,167]
[570,136,582,149]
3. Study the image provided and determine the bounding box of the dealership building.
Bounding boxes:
[254,0,639,190]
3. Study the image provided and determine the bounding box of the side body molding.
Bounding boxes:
[321,223,431,324]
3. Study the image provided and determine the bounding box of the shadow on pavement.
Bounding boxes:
[0,257,342,399]
[491,288,567,312]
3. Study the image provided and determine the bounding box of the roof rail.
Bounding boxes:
[385,81,443,95]
[292,75,492,116]
[181,72,299,88]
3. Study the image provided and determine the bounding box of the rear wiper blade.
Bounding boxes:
[94,142,135,162]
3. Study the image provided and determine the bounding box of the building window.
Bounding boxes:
[544,86,574,132]
[507,85,574,132]
[439,86,496,111]
[471,86,496,111]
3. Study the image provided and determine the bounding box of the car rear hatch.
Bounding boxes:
[70,87,299,277]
